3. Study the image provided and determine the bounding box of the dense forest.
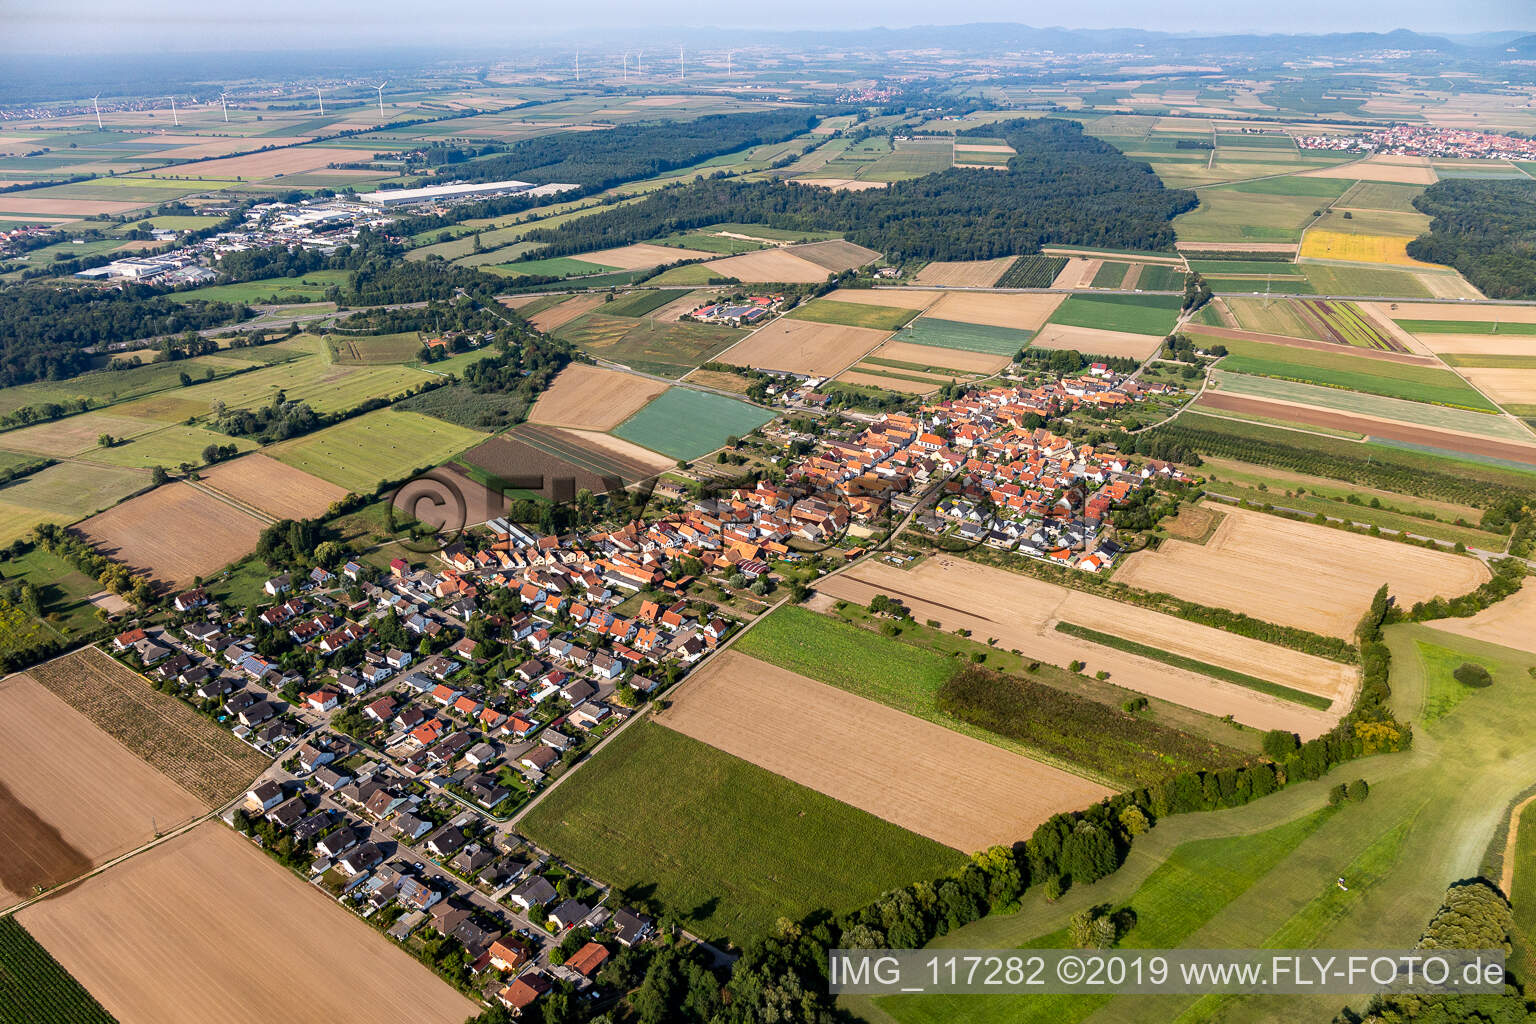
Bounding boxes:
[0,286,248,387]
[517,118,1196,262]
[435,109,818,192]
[1407,180,1536,298]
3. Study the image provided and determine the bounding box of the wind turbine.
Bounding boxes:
[636,50,643,76]
[575,51,580,82]
[91,94,102,130]
[316,87,324,115]
[727,50,734,76]
[220,92,229,123]
[170,96,180,126]
[375,82,387,117]
[679,45,685,81]
[621,52,628,82]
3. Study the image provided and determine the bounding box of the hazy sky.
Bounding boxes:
[7,0,1531,53]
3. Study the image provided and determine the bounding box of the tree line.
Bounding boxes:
[514,118,1196,263]
[1408,180,1536,299]
[438,109,818,193]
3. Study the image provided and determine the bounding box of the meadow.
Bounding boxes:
[611,388,773,460]
[598,288,693,317]
[268,408,489,492]
[563,317,744,378]
[169,270,348,305]
[1047,292,1183,336]
[787,298,917,331]
[518,720,966,946]
[869,623,1536,1024]
[897,318,1032,356]
[1212,336,1499,410]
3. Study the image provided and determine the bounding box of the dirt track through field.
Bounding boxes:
[1115,504,1489,637]
[658,651,1111,851]
[0,674,206,906]
[1194,392,1536,466]
[817,558,1346,737]
[19,823,478,1024]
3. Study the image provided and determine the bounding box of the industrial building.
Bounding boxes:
[357,178,575,206]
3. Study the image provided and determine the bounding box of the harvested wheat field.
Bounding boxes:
[528,363,668,431]
[659,651,1110,851]
[150,136,310,161]
[581,242,718,269]
[75,482,264,588]
[1116,504,1488,638]
[1049,257,1101,289]
[1411,334,1536,356]
[1431,584,1536,655]
[0,197,148,217]
[1456,367,1536,406]
[702,248,836,283]
[197,454,347,521]
[718,319,889,375]
[1376,302,1536,324]
[870,339,1011,373]
[27,648,269,807]
[0,674,206,906]
[817,558,1347,737]
[788,177,889,191]
[913,258,1015,287]
[1031,323,1165,359]
[165,147,359,179]
[19,823,478,1024]
[834,370,940,394]
[1302,154,1438,184]
[925,290,1064,330]
[831,288,943,310]
[528,293,606,332]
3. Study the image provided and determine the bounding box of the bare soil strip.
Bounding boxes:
[19,823,479,1024]
[658,651,1111,852]
[1030,324,1165,359]
[817,558,1345,738]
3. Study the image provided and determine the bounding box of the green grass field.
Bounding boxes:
[0,459,148,523]
[168,270,348,305]
[0,353,270,419]
[1188,260,1305,277]
[1338,181,1426,213]
[896,318,1032,356]
[1174,186,1327,243]
[502,255,620,278]
[0,917,116,1024]
[1136,264,1187,291]
[1223,175,1349,198]
[870,622,1536,1024]
[1091,261,1130,288]
[327,331,424,364]
[519,720,966,946]
[787,298,916,332]
[650,232,766,255]
[648,263,732,286]
[0,543,114,638]
[611,388,773,460]
[1209,335,1499,410]
[1047,292,1183,336]
[1299,264,1432,298]
[876,809,1334,1024]
[268,408,489,492]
